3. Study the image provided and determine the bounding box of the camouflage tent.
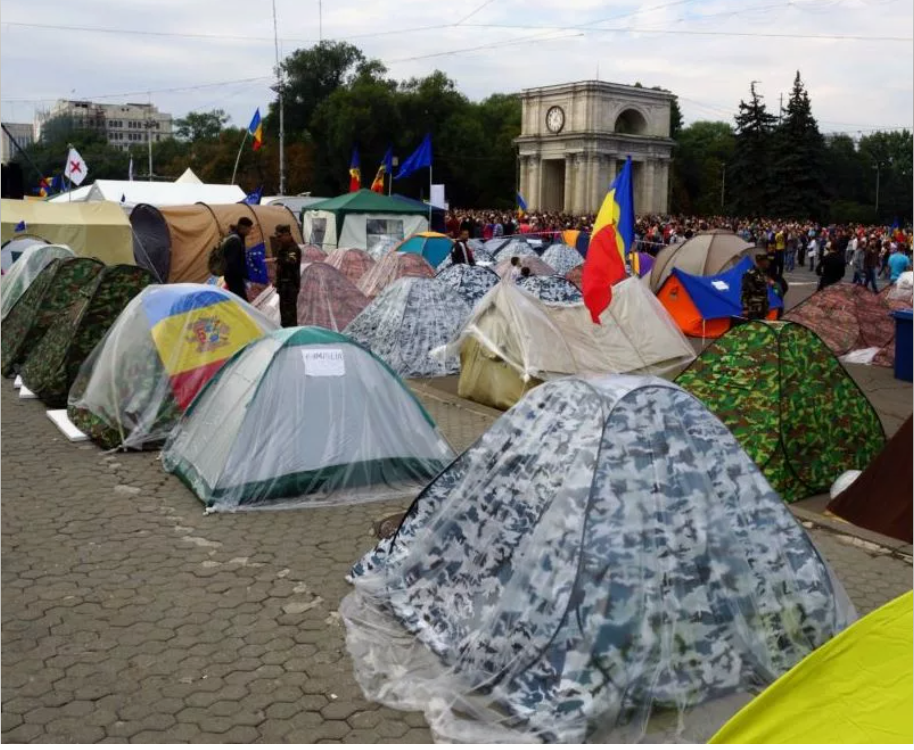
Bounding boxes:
[515,274,583,305]
[1,243,75,320]
[19,265,155,406]
[342,375,853,743]
[541,243,584,276]
[344,277,471,378]
[68,284,277,450]
[676,320,885,502]
[357,250,435,298]
[434,264,500,307]
[1,257,104,377]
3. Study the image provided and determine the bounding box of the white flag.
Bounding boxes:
[128,157,134,182]
[64,147,88,186]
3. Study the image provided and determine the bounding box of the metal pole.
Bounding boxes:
[428,163,433,229]
[231,130,251,185]
[272,0,286,195]
[147,95,154,181]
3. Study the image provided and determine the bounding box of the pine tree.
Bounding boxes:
[770,71,827,219]
[729,82,778,216]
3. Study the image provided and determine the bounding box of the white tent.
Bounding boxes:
[50,180,245,207]
[175,168,203,184]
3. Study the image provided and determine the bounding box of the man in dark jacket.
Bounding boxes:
[817,244,846,291]
[273,224,302,327]
[223,217,253,301]
[450,230,475,266]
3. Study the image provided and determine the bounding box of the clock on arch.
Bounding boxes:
[545,106,565,134]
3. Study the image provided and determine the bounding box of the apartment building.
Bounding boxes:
[1,122,35,164]
[35,100,174,151]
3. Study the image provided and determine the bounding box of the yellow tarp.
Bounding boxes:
[710,591,913,744]
[0,199,134,265]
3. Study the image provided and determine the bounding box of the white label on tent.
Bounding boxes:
[711,280,730,291]
[302,349,345,377]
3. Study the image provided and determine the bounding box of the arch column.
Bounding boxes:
[563,154,575,213]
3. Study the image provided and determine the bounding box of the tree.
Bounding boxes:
[671,121,735,215]
[770,72,826,219]
[728,82,777,216]
[173,109,230,142]
[858,129,913,222]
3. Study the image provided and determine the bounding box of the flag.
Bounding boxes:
[242,186,263,205]
[64,147,89,186]
[581,156,635,324]
[395,133,432,180]
[516,191,528,218]
[128,157,134,182]
[370,146,393,193]
[245,242,269,284]
[51,175,65,194]
[349,148,361,192]
[37,177,51,197]
[14,220,26,232]
[121,194,126,203]
[248,108,263,151]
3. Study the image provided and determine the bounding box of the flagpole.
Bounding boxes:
[428,163,433,230]
[231,130,250,186]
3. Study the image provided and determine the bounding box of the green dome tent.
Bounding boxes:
[163,327,455,511]
[1,243,75,320]
[675,320,885,502]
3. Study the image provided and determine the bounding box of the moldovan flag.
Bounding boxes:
[581,155,635,324]
[371,146,393,194]
[349,148,361,192]
[248,108,263,151]
[143,288,265,410]
[64,147,89,186]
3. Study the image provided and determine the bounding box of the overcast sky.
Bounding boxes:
[2,0,911,138]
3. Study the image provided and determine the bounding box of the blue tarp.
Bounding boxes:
[672,257,783,319]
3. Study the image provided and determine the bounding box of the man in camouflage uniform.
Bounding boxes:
[273,225,301,328]
[740,253,772,321]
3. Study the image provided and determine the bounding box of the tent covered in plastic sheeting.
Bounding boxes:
[515,274,583,305]
[129,202,302,283]
[541,243,583,275]
[650,230,754,292]
[434,264,500,308]
[880,270,913,310]
[437,248,495,271]
[357,250,435,298]
[344,277,470,378]
[367,237,399,261]
[1,236,48,274]
[2,257,105,377]
[67,284,277,450]
[784,282,897,366]
[341,375,855,744]
[324,247,375,286]
[163,327,456,512]
[395,232,453,268]
[1,243,74,320]
[300,244,326,264]
[711,590,910,744]
[492,238,537,263]
[20,265,155,406]
[676,320,885,503]
[252,262,369,331]
[494,256,554,278]
[445,280,695,410]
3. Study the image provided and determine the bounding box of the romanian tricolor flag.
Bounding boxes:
[248,108,263,151]
[370,146,392,194]
[38,177,51,197]
[143,288,266,410]
[349,147,361,192]
[581,156,635,324]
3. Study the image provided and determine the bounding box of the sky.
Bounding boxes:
[1,0,911,139]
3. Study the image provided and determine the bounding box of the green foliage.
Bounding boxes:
[728,82,778,216]
[671,121,735,215]
[173,109,230,142]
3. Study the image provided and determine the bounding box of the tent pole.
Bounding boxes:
[428,163,433,229]
[231,131,250,186]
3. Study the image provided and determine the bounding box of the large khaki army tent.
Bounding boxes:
[0,199,134,265]
[129,203,302,283]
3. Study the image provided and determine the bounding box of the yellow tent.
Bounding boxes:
[710,591,913,744]
[1,199,133,266]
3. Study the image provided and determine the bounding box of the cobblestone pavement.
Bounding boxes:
[2,378,911,743]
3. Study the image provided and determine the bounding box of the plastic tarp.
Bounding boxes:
[711,591,911,744]
[1,199,134,266]
[341,375,855,743]
[541,243,583,275]
[494,256,555,278]
[434,264,500,308]
[650,231,754,292]
[344,277,471,378]
[1,244,75,320]
[676,321,886,503]
[357,250,436,298]
[395,233,453,268]
[83,180,245,207]
[163,327,455,511]
[367,238,400,261]
[1,236,47,273]
[324,248,375,286]
[882,270,913,309]
[67,284,277,450]
[300,244,326,264]
[252,262,369,331]
[515,274,583,305]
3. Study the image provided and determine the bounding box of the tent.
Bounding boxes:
[67,284,277,450]
[367,237,399,261]
[324,247,375,285]
[447,280,696,410]
[357,250,436,298]
[561,228,591,255]
[1,199,135,266]
[1,236,47,273]
[630,251,655,278]
[1,243,75,320]
[129,202,303,284]
[710,591,911,744]
[163,327,456,511]
[650,231,754,292]
[252,262,369,331]
[434,264,500,307]
[437,247,495,271]
[784,282,897,366]
[494,256,555,278]
[19,265,155,406]
[676,320,885,503]
[390,193,446,233]
[344,277,471,378]
[658,257,783,338]
[566,264,583,288]
[515,274,583,305]
[880,270,913,311]
[299,244,326,264]
[50,179,246,207]
[541,243,583,275]
[302,190,429,251]
[826,416,912,543]
[394,232,453,268]
[175,168,203,184]
[341,375,854,743]
[493,238,538,263]
[1,257,105,377]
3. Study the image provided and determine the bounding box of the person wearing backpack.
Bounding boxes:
[222,217,253,301]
